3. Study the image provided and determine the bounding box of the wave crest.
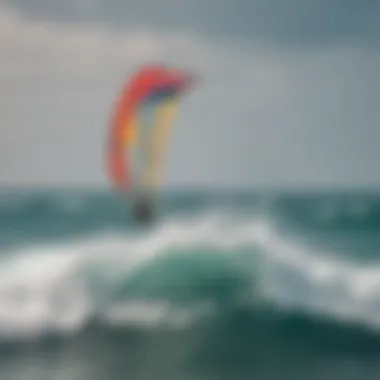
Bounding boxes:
[0,212,380,342]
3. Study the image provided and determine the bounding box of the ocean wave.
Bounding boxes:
[274,195,380,230]
[0,212,379,345]
[1,191,380,231]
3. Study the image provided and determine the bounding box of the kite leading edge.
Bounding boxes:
[106,64,197,224]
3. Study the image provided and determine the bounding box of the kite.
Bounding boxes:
[106,64,197,222]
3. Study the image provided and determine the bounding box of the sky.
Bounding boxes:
[0,0,380,189]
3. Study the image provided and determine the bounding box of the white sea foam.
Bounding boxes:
[0,211,379,341]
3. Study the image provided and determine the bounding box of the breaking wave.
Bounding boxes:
[0,211,379,348]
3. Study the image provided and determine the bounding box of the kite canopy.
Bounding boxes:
[106,64,196,206]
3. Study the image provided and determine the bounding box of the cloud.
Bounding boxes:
[0,8,203,81]
[0,5,380,188]
[2,0,380,48]
[0,7,287,186]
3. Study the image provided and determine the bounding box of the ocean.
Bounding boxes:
[0,188,380,380]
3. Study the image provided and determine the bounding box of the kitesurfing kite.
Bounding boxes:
[106,64,197,223]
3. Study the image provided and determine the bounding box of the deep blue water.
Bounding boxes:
[0,188,380,380]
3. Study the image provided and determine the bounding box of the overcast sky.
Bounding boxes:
[1,0,379,189]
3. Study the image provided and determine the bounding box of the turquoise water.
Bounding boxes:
[0,189,380,379]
